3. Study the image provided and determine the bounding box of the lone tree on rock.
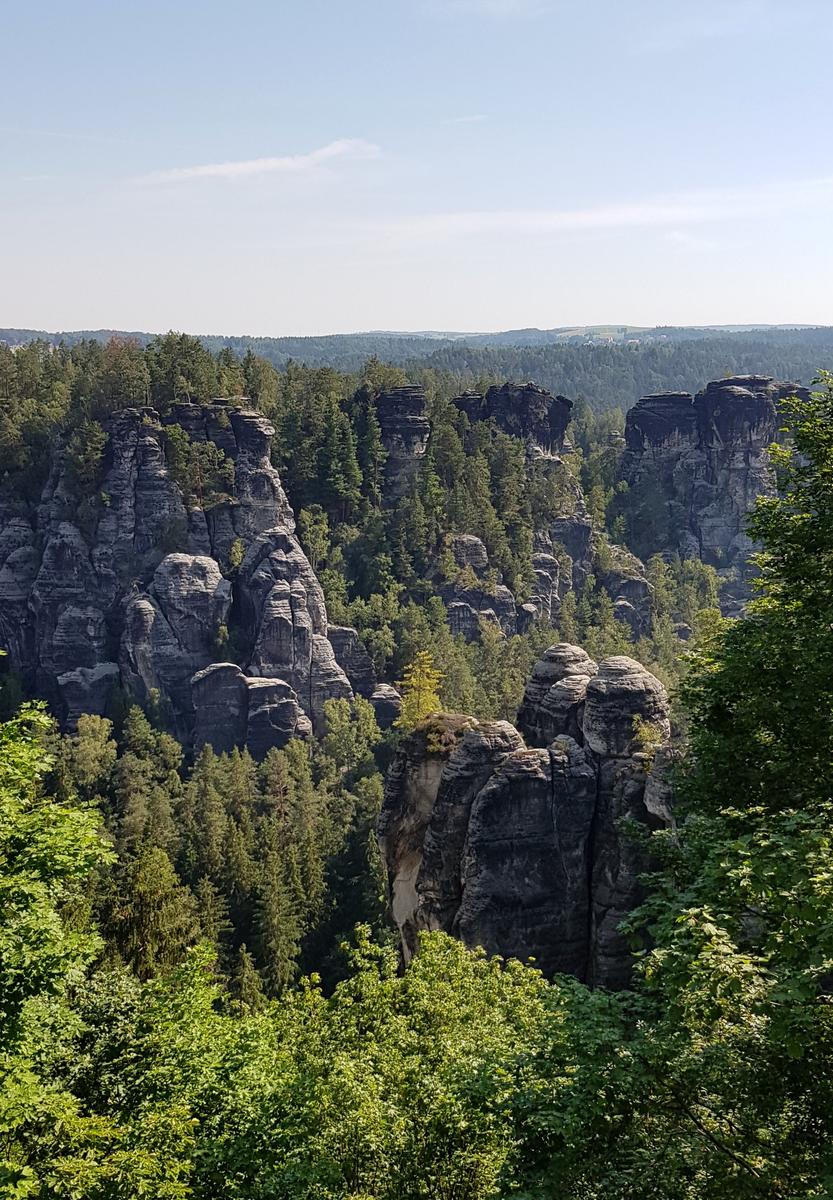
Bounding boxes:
[395,650,443,731]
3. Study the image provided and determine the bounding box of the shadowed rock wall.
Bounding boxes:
[378,643,672,988]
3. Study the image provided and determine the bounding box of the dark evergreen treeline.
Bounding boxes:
[54,695,391,999]
[4,324,832,410]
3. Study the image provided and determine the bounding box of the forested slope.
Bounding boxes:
[2,378,833,1197]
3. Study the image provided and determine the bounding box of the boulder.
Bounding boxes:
[371,683,402,730]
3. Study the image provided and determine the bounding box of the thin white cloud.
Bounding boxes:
[443,114,488,125]
[638,0,800,52]
[138,138,381,184]
[377,177,833,243]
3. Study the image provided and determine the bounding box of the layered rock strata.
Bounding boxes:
[378,643,671,988]
[0,401,355,755]
[620,375,809,608]
[375,386,431,502]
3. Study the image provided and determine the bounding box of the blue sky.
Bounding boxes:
[2,0,832,334]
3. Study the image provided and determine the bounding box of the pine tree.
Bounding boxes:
[354,387,387,506]
[395,650,444,731]
[255,851,302,995]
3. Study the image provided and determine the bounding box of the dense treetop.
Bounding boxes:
[3,324,831,410]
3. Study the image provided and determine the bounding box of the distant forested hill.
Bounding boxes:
[403,328,833,410]
[3,324,832,410]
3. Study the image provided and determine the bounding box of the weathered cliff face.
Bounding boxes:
[621,375,808,608]
[453,383,573,455]
[378,643,671,988]
[0,401,357,755]
[375,386,432,502]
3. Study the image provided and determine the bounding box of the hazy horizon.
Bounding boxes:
[2,321,830,342]
[3,0,832,334]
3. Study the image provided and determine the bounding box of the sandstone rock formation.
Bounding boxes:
[0,401,353,752]
[370,683,403,730]
[378,643,672,988]
[327,624,377,698]
[452,383,573,455]
[620,375,809,609]
[375,386,431,502]
[528,459,653,636]
[191,662,312,757]
[120,553,232,741]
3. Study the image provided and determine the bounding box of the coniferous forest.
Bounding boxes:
[2,328,833,1197]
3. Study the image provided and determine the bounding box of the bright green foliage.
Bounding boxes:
[0,705,109,1041]
[0,705,116,1197]
[298,504,331,571]
[110,846,200,980]
[147,331,219,405]
[609,377,833,1197]
[395,650,443,731]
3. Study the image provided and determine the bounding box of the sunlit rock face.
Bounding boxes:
[620,375,810,611]
[378,644,672,989]
[0,401,353,754]
[374,385,431,502]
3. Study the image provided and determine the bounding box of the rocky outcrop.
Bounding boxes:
[515,642,597,746]
[375,386,431,502]
[437,534,530,640]
[378,644,671,987]
[448,534,489,574]
[0,401,352,755]
[442,583,519,640]
[327,625,376,698]
[453,384,573,455]
[119,553,232,741]
[595,543,653,638]
[191,662,312,757]
[620,375,809,609]
[526,458,653,635]
[370,683,402,730]
[238,528,353,729]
